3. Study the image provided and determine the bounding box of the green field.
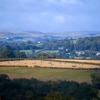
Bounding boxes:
[0,67,99,83]
[20,50,33,55]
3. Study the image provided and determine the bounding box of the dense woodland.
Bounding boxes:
[42,36,100,51]
[0,73,100,100]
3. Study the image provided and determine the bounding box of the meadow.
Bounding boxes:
[0,66,99,83]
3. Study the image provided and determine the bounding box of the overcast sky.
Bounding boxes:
[0,0,100,32]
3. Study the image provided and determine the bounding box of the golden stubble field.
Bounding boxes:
[0,59,100,69]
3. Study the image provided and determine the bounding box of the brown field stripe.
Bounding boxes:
[45,59,100,66]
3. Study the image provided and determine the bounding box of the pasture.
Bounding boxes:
[0,67,100,83]
[0,59,100,83]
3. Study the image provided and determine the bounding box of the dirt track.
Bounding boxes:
[0,59,100,69]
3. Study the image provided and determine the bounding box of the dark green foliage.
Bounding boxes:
[15,51,27,58]
[0,74,99,100]
[44,92,66,100]
[91,72,100,89]
[0,45,14,58]
[42,36,100,51]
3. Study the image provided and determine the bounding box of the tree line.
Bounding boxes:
[0,73,100,100]
[0,36,100,59]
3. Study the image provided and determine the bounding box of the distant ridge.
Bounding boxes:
[0,31,100,42]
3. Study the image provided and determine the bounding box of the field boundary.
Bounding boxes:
[45,59,100,66]
[0,65,100,70]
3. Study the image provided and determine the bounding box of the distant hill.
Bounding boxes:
[0,31,100,42]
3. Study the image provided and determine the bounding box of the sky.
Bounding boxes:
[0,0,100,32]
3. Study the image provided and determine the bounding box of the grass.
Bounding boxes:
[35,50,59,54]
[0,66,99,83]
[20,50,33,55]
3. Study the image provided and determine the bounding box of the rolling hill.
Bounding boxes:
[0,31,100,42]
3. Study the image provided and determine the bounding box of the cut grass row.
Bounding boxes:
[46,59,100,66]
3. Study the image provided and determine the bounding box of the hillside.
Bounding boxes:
[0,31,100,42]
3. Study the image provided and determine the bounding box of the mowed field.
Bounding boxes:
[0,59,100,83]
[0,67,100,83]
[0,59,100,69]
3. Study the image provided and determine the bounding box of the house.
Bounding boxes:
[75,51,85,56]
[96,52,100,56]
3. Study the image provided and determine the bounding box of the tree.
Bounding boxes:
[15,51,27,58]
[0,45,14,58]
[44,92,66,100]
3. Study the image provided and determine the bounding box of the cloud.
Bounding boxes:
[0,0,100,32]
[47,0,83,4]
[40,12,49,16]
[55,15,65,23]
